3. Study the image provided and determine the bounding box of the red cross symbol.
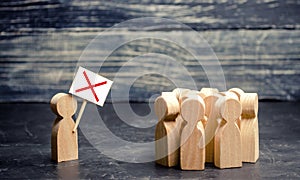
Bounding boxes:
[75,71,107,102]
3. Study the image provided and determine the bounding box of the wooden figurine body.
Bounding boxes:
[240,93,259,163]
[180,95,206,170]
[155,115,185,166]
[214,94,242,168]
[51,93,78,162]
[204,94,221,163]
[199,88,220,163]
[155,92,181,167]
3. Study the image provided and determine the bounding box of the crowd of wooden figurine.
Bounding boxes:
[154,88,259,170]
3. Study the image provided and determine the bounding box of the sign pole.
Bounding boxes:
[73,99,87,133]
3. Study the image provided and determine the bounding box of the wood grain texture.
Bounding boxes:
[50,93,78,162]
[0,30,299,102]
[199,88,220,163]
[154,92,179,121]
[199,88,219,117]
[228,88,245,128]
[155,120,171,166]
[180,95,206,170]
[214,94,242,169]
[229,88,245,100]
[0,1,299,102]
[155,115,184,167]
[240,93,259,163]
[180,121,205,170]
[180,95,205,125]
[172,88,190,101]
[0,0,299,31]
[178,90,200,105]
[154,92,182,167]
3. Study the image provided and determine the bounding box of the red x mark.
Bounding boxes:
[75,71,107,102]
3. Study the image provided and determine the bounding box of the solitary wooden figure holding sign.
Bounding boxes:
[51,93,78,162]
[50,66,113,163]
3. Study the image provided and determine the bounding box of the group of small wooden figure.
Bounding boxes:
[49,87,259,169]
[154,87,259,170]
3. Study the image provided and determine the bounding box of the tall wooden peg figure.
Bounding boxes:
[214,94,242,169]
[199,89,221,163]
[229,87,245,129]
[50,93,78,162]
[155,92,181,167]
[180,95,206,170]
[240,93,259,163]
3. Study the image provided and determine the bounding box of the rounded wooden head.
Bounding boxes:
[229,88,245,100]
[179,90,199,104]
[50,93,77,117]
[181,95,205,123]
[154,93,179,121]
[203,93,222,117]
[177,89,189,102]
[220,97,242,121]
[218,91,239,99]
[240,93,258,118]
[199,88,219,97]
[172,88,190,100]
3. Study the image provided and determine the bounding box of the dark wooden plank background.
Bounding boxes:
[0,0,299,102]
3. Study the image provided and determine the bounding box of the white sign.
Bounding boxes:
[69,66,113,106]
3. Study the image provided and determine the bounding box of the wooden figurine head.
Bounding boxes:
[181,94,205,123]
[50,93,77,118]
[199,88,219,98]
[198,88,219,117]
[172,88,190,101]
[154,92,179,121]
[229,88,245,100]
[216,93,241,122]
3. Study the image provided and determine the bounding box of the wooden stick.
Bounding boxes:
[72,99,87,133]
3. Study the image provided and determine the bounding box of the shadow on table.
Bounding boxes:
[122,161,262,179]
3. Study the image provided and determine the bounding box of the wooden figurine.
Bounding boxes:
[214,94,242,168]
[199,89,221,163]
[240,93,259,163]
[50,93,78,162]
[180,95,206,170]
[229,88,245,129]
[155,92,181,167]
